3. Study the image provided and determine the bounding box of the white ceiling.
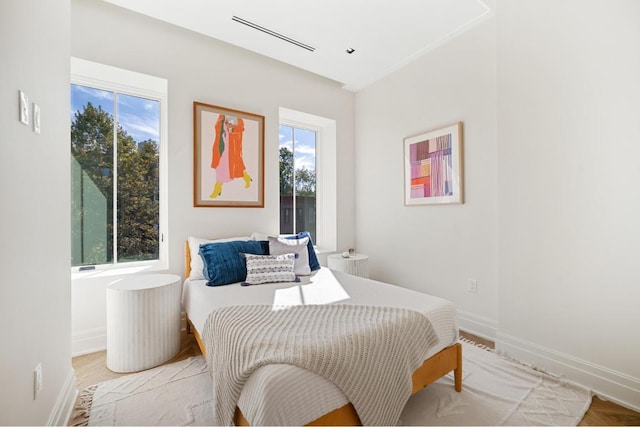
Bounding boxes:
[103,0,491,92]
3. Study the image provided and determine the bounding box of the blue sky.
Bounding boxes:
[279,125,316,171]
[71,84,315,165]
[71,84,160,144]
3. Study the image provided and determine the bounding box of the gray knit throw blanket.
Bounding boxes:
[202,304,440,426]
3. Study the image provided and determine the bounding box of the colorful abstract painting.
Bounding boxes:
[404,122,463,205]
[193,102,264,207]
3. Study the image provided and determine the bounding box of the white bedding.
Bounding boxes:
[182,267,458,425]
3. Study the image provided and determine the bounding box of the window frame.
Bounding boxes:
[279,107,336,252]
[70,57,169,273]
[279,122,318,239]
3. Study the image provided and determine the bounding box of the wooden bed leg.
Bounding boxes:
[454,342,462,392]
[185,313,191,334]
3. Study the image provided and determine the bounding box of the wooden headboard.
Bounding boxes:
[184,241,192,279]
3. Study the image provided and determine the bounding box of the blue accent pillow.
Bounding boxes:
[284,231,320,271]
[198,240,269,286]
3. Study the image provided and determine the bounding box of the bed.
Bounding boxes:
[183,239,462,426]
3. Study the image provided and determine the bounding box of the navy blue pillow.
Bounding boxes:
[199,240,269,286]
[284,231,320,271]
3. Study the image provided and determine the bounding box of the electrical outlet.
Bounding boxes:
[467,279,478,293]
[34,363,42,400]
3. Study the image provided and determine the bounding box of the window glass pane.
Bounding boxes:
[116,93,160,262]
[279,125,316,241]
[279,125,294,235]
[71,84,161,267]
[70,84,114,266]
[293,128,316,240]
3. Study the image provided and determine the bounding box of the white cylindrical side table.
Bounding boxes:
[327,254,369,278]
[107,273,181,373]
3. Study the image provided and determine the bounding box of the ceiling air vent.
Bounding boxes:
[231,15,315,52]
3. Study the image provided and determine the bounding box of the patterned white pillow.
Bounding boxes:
[242,253,299,285]
[268,236,311,275]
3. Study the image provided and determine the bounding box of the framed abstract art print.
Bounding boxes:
[404,122,463,206]
[193,102,264,207]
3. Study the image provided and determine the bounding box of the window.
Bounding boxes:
[279,108,336,251]
[70,58,168,270]
[279,124,317,240]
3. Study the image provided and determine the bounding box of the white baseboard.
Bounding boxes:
[457,309,498,341]
[496,332,640,412]
[72,327,106,357]
[47,368,77,426]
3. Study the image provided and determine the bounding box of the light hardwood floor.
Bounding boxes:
[72,331,202,392]
[70,330,640,426]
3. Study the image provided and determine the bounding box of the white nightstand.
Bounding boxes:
[106,274,182,373]
[327,253,369,278]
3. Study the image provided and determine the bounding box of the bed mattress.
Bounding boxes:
[182,267,458,425]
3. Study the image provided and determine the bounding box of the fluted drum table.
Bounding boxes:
[327,253,369,278]
[106,273,181,373]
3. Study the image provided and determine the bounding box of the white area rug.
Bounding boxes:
[76,340,591,426]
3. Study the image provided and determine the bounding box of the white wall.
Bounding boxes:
[496,0,640,409]
[70,0,355,354]
[354,11,499,337]
[0,1,76,425]
[356,0,640,411]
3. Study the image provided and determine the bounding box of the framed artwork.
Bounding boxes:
[193,102,264,207]
[404,122,463,206]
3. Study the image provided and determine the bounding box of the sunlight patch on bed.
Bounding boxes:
[272,269,350,309]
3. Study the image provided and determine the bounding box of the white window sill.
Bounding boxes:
[72,261,167,280]
[314,246,336,255]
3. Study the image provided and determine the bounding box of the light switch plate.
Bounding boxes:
[34,363,42,400]
[19,91,29,126]
[33,104,41,134]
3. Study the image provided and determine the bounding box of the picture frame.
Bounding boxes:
[193,102,264,207]
[404,122,463,206]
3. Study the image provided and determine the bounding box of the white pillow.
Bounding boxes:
[268,236,311,276]
[188,236,250,280]
[242,253,298,285]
